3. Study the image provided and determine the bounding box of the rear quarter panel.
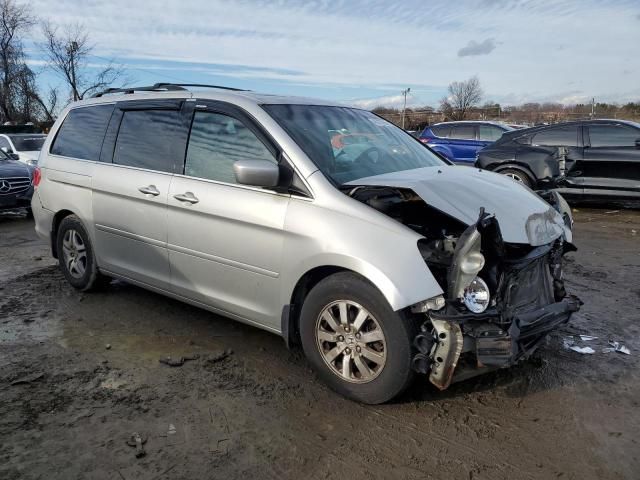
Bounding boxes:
[35,108,96,243]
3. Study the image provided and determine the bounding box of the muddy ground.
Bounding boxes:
[0,207,638,480]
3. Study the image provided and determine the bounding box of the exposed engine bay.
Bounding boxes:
[346,184,581,390]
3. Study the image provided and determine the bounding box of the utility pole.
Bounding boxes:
[401,88,410,130]
[67,41,79,101]
[591,97,595,119]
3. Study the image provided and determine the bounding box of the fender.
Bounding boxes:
[280,195,444,314]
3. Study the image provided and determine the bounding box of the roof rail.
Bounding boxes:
[92,82,247,98]
[154,83,248,92]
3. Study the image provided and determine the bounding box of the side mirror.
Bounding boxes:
[233,160,279,187]
[9,153,19,160]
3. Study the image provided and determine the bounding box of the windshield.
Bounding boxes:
[263,105,446,185]
[9,136,46,151]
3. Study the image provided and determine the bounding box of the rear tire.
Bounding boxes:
[498,167,534,188]
[299,272,417,404]
[56,215,108,291]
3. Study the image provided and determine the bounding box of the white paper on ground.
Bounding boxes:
[569,345,595,354]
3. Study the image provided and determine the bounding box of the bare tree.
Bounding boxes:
[0,0,35,122]
[42,21,123,101]
[440,76,483,121]
[31,86,58,122]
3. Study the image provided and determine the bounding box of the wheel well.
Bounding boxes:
[282,266,348,348]
[51,210,75,258]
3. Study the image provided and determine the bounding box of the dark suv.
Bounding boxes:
[476,119,640,203]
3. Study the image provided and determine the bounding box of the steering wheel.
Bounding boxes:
[353,146,383,166]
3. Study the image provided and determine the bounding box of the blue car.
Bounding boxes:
[419,121,513,164]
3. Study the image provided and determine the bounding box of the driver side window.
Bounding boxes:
[185,111,276,184]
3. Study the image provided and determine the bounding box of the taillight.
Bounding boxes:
[32,167,41,187]
[419,137,432,144]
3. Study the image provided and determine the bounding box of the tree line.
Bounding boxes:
[375,76,640,131]
[0,0,122,126]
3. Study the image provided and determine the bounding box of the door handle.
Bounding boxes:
[138,185,160,196]
[173,192,199,204]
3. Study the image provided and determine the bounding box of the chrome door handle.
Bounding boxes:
[173,192,199,204]
[138,185,160,196]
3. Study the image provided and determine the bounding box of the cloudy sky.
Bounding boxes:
[26,0,640,108]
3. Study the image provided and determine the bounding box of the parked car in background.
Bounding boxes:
[418,121,513,164]
[476,119,640,204]
[32,83,579,404]
[0,133,47,165]
[405,130,420,138]
[0,147,35,215]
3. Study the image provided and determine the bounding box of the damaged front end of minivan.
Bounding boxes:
[346,173,581,390]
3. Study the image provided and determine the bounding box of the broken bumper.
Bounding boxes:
[418,295,581,390]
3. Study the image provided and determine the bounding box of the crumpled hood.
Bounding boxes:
[346,166,571,246]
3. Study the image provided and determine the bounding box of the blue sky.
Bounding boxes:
[26,0,640,108]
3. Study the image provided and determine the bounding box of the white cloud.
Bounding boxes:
[351,93,418,109]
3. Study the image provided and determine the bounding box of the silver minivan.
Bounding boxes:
[32,84,580,404]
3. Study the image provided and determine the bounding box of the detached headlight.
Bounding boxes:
[463,277,490,313]
[460,251,485,274]
[448,225,485,300]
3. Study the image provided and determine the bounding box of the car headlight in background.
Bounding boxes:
[463,277,490,313]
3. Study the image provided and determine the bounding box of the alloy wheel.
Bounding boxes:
[315,300,387,383]
[505,172,525,183]
[62,229,87,279]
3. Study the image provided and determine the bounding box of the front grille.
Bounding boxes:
[0,176,31,195]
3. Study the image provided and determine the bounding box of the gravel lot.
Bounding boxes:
[1,207,638,480]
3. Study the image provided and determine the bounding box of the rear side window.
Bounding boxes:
[113,109,184,173]
[430,125,451,138]
[184,111,276,184]
[51,104,114,160]
[588,124,639,147]
[449,125,475,140]
[531,126,578,147]
[479,125,504,141]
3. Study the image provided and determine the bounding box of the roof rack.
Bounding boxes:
[92,83,248,98]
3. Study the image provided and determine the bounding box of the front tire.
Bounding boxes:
[56,215,107,291]
[299,272,417,404]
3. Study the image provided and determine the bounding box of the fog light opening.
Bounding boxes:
[463,277,490,313]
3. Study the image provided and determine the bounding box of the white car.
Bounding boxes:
[0,133,47,165]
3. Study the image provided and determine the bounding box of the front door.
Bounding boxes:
[579,123,640,196]
[167,102,289,330]
[447,124,479,164]
[92,99,191,290]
